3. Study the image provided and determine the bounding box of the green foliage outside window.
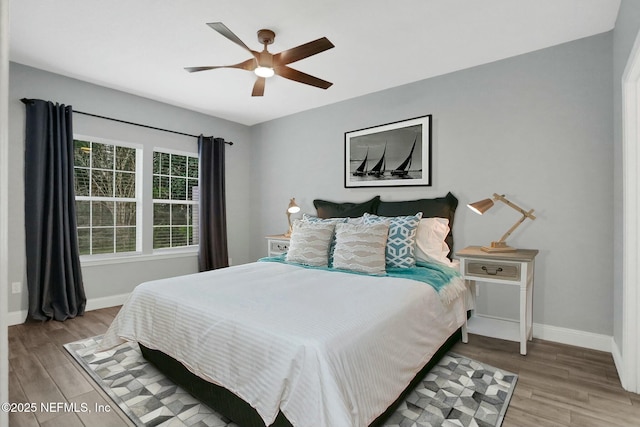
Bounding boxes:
[74,141,199,255]
[74,139,137,255]
[152,151,199,249]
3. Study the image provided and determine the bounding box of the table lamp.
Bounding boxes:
[284,198,301,237]
[467,193,536,252]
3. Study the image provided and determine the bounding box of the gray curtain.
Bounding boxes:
[198,136,229,271]
[23,99,86,321]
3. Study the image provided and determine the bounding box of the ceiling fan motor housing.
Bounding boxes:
[257,29,275,46]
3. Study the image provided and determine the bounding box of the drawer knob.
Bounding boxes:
[481,266,503,275]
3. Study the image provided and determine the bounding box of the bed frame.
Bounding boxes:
[140,328,462,427]
[140,193,462,426]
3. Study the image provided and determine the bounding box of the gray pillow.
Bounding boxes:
[301,214,347,267]
[332,222,389,275]
[286,221,336,267]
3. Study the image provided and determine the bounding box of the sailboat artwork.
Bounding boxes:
[352,148,368,176]
[391,137,416,178]
[345,115,432,188]
[368,143,386,178]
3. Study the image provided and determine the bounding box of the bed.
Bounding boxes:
[100,193,466,427]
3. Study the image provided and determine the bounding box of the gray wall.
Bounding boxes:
[7,63,253,314]
[8,31,618,337]
[612,0,640,353]
[250,33,614,335]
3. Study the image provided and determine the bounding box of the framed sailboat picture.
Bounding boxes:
[344,115,432,188]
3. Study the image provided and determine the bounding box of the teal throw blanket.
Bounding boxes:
[259,255,465,304]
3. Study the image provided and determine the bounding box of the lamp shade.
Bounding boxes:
[287,198,301,214]
[467,198,494,215]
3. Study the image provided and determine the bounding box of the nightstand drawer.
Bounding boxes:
[269,240,289,254]
[465,260,520,280]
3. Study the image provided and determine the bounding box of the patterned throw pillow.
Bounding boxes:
[286,221,336,267]
[301,214,346,226]
[332,222,389,275]
[363,212,423,268]
[346,216,364,225]
[301,214,347,266]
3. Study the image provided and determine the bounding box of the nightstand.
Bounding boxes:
[456,246,539,355]
[265,235,290,257]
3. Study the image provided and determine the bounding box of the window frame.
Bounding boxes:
[74,135,143,261]
[151,147,200,253]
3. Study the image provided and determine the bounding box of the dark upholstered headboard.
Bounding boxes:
[313,192,458,258]
[313,196,381,219]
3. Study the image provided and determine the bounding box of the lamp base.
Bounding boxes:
[481,241,517,253]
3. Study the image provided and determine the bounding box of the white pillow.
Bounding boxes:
[286,221,336,267]
[415,217,451,265]
[332,222,389,275]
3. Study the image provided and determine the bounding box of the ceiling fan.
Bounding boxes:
[185,22,335,97]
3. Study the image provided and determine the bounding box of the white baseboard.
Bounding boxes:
[6,310,27,326]
[6,293,130,326]
[611,339,624,383]
[532,322,612,353]
[84,293,130,312]
[468,315,613,353]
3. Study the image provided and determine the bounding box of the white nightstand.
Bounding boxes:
[456,246,539,355]
[265,235,290,257]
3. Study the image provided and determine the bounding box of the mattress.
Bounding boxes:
[100,261,466,427]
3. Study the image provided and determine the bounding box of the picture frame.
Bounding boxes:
[344,115,432,188]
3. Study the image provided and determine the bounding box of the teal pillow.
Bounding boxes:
[376,192,458,259]
[363,212,422,268]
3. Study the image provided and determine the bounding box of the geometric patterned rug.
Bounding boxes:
[64,336,517,427]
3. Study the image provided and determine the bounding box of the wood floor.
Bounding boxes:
[7,307,640,427]
[8,307,133,427]
[451,337,640,427]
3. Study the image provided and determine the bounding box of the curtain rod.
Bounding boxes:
[20,98,233,145]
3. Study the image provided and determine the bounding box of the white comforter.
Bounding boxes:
[100,261,466,427]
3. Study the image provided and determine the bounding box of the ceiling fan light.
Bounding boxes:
[255,66,275,78]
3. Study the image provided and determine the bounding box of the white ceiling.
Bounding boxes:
[9,0,620,126]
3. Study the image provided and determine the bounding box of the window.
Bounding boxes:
[153,151,199,249]
[74,139,139,255]
[73,139,199,258]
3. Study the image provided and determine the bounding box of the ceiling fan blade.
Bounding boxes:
[185,66,224,73]
[273,37,334,66]
[252,77,266,97]
[207,22,258,58]
[274,65,333,89]
[185,58,257,73]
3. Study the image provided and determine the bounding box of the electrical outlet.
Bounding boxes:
[228,257,233,266]
[11,282,21,294]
